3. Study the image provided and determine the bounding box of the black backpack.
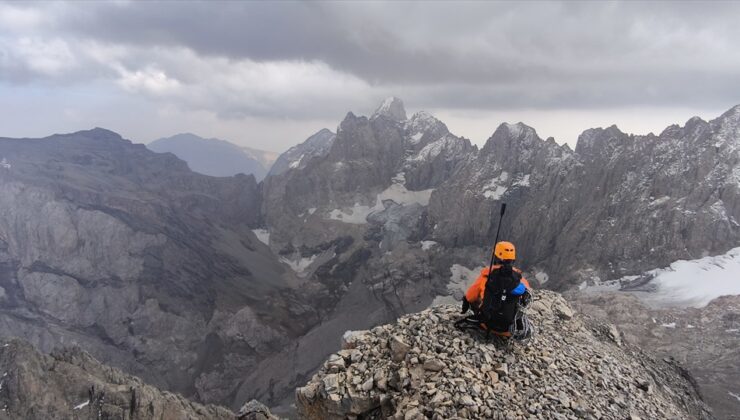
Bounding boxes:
[478,265,522,332]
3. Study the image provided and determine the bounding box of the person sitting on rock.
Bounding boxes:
[458,241,531,337]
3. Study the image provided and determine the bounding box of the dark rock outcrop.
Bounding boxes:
[0,338,235,419]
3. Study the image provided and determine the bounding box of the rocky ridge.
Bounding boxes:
[268,128,336,177]
[296,291,712,419]
[0,338,284,420]
[570,292,740,420]
[0,338,235,419]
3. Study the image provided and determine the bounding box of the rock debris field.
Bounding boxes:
[296,291,713,420]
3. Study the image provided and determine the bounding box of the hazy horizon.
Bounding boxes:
[2,1,739,152]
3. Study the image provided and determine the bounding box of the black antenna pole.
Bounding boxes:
[487,202,507,275]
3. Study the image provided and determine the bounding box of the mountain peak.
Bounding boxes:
[148,133,267,179]
[373,96,407,121]
[68,127,123,141]
[489,122,539,144]
[715,103,740,126]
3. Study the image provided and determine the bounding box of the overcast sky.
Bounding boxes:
[1,1,739,151]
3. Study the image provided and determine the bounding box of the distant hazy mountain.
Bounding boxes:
[241,146,280,172]
[148,133,269,180]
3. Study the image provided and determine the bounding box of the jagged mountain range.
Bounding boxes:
[264,97,740,291]
[0,98,739,417]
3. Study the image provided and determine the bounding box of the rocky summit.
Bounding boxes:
[296,291,712,420]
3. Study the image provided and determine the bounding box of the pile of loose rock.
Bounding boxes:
[296,291,713,419]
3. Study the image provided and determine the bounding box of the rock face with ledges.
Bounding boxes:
[0,339,236,420]
[0,129,311,408]
[262,98,475,253]
[428,107,740,289]
[296,291,712,419]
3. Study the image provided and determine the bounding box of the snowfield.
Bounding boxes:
[280,254,319,275]
[587,247,740,308]
[251,229,270,246]
[430,264,479,306]
[482,172,509,200]
[640,247,740,308]
[327,173,434,224]
[420,240,438,251]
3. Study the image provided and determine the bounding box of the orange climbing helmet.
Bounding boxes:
[494,241,516,261]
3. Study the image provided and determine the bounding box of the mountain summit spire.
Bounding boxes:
[373,96,407,121]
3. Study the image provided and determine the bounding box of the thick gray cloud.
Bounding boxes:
[44,1,740,105]
[0,1,739,149]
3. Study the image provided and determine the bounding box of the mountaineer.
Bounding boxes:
[456,240,533,341]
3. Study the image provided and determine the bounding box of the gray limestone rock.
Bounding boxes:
[295,291,713,420]
[0,338,235,420]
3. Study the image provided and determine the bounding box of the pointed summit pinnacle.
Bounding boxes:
[373,97,407,122]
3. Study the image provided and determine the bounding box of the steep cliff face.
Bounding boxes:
[0,129,313,407]
[296,291,712,419]
[262,98,475,252]
[427,107,740,289]
[263,101,740,294]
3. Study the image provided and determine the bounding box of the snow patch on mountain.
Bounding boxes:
[326,173,434,224]
[378,182,434,207]
[420,240,437,251]
[431,263,478,306]
[73,400,90,410]
[649,196,671,207]
[405,111,439,132]
[482,172,509,199]
[289,154,305,169]
[281,255,317,273]
[327,205,377,225]
[641,247,740,308]
[280,253,331,277]
[514,174,531,187]
[729,391,740,403]
[252,229,270,246]
[586,247,740,308]
[407,135,465,162]
[534,270,550,284]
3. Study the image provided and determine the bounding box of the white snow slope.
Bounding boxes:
[589,247,740,308]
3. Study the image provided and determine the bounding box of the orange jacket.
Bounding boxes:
[465,265,531,307]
